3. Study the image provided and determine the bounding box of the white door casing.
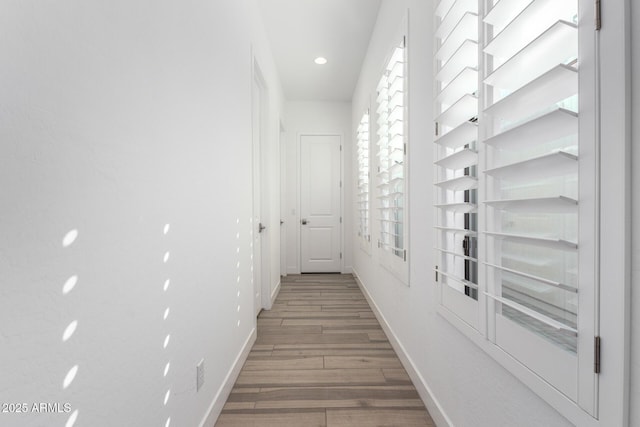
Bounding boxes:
[252,60,270,317]
[300,134,342,273]
[251,76,262,316]
[279,121,287,277]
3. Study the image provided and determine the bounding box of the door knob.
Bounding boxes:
[258,223,266,233]
[301,219,308,225]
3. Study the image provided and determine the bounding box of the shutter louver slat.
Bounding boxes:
[434,121,477,149]
[436,94,478,128]
[439,270,480,290]
[436,67,479,105]
[436,247,478,262]
[484,0,577,61]
[484,151,577,181]
[484,0,533,32]
[436,40,478,83]
[435,175,478,191]
[435,0,479,39]
[484,262,577,293]
[484,293,578,334]
[484,21,577,93]
[484,108,576,150]
[485,231,577,251]
[435,147,478,170]
[484,64,577,122]
[434,202,477,213]
[484,196,578,214]
[435,13,478,63]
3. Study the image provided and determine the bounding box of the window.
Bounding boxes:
[434,0,480,327]
[434,0,598,419]
[357,111,371,250]
[376,36,408,283]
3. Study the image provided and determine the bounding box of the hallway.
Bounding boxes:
[1,1,637,426]
[215,274,435,427]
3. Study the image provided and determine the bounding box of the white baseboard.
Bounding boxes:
[342,265,353,274]
[199,327,257,427]
[352,268,453,427]
[270,280,281,308]
[286,266,299,275]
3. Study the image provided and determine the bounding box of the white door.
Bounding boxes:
[300,134,342,273]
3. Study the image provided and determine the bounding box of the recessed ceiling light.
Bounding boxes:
[314,57,328,65]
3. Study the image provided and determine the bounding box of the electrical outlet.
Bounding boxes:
[196,359,205,392]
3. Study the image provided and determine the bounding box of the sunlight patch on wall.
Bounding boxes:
[62,276,78,295]
[62,320,78,342]
[62,229,78,248]
[65,409,79,427]
[161,223,173,427]
[61,229,81,423]
[62,365,78,389]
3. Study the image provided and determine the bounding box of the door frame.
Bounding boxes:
[296,132,344,274]
[251,56,270,316]
[279,120,287,278]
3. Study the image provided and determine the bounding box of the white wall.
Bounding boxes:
[350,1,633,426]
[283,101,353,274]
[0,1,283,426]
[630,0,639,424]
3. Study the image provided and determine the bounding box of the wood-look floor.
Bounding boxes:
[215,274,435,427]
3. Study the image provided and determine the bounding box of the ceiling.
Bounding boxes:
[258,0,382,102]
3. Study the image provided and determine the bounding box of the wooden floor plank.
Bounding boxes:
[282,318,380,327]
[236,368,386,387]
[257,325,323,335]
[324,356,404,369]
[214,274,434,427]
[216,411,326,427]
[271,349,396,357]
[256,333,373,345]
[242,356,325,371]
[326,408,435,427]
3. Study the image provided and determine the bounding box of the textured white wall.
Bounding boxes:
[283,101,353,275]
[0,1,282,426]
[630,0,640,423]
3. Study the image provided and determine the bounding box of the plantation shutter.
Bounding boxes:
[482,0,594,404]
[377,38,408,268]
[433,0,597,413]
[434,0,480,328]
[357,111,371,246]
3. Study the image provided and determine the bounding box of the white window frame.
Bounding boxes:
[357,109,372,253]
[375,19,410,285]
[431,1,630,425]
